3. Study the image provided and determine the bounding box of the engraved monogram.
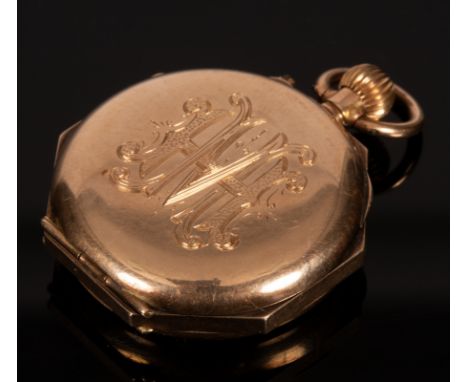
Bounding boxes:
[109,94,315,251]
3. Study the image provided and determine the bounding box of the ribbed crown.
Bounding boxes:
[340,64,395,121]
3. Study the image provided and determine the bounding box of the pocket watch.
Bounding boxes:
[42,64,423,338]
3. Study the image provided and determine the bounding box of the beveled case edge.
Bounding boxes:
[42,215,365,338]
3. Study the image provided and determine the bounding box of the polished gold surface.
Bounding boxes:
[43,68,374,337]
[316,64,424,138]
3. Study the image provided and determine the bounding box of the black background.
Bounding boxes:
[19,1,449,381]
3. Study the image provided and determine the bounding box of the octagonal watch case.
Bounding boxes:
[42,64,423,338]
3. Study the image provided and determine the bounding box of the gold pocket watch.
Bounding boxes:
[42,64,423,338]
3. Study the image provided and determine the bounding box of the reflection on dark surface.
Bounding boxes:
[353,131,423,194]
[48,263,366,382]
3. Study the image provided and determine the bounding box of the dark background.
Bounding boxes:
[19,1,449,381]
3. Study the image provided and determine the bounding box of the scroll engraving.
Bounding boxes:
[109,94,316,251]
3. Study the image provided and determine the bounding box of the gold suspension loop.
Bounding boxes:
[315,65,424,138]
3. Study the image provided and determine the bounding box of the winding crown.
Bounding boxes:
[339,64,395,121]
